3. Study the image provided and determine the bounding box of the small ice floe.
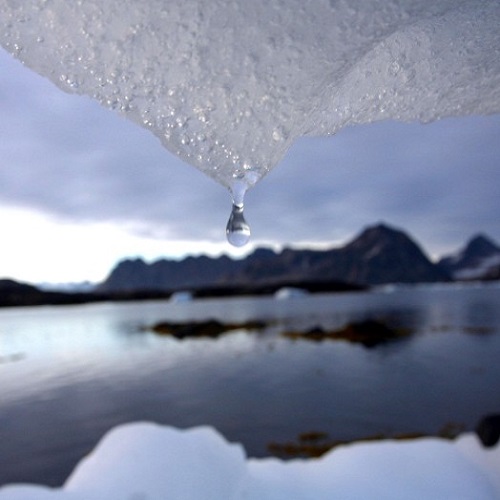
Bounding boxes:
[169,291,193,303]
[274,287,308,300]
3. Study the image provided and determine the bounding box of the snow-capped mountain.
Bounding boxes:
[438,235,500,281]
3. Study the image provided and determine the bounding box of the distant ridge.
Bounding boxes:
[0,278,174,308]
[99,254,245,292]
[99,223,451,293]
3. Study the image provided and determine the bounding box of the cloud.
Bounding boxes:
[250,116,500,254]
[0,49,227,233]
[1,46,500,267]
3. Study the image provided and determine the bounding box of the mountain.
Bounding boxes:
[5,224,497,307]
[99,255,246,292]
[99,223,450,292]
[327,224,450,285]
[0,278,92,307]
[0,278,180,308]
[438,235,500,281]
[227,224,449,286]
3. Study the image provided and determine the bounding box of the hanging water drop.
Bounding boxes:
[226,203,251,247]
[226,178,251,247]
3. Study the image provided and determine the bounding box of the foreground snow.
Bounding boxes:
[1,423,499,500]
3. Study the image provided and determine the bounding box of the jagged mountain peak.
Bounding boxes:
[354,222,402,238]
[463,234,500,256]
[346,223,423,253]
[337,223,448,284]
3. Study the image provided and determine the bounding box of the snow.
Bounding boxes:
[454,254,500,280]
[1,1,500,195]
[0,422,498,500]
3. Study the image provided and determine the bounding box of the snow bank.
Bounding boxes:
[1,1,500,194]
[1,422,499,500]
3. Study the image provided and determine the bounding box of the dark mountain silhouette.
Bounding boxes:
[0,279,85,307]
[325,223,449,285]
[99,254,245,292]
[99,223,450,293]
[4,223,499,308]
[0,278,176,308]
[438,235,500,280]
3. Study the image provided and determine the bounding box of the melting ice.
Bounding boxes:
[1,0,500,244]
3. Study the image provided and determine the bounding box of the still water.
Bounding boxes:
[1,283,499,486]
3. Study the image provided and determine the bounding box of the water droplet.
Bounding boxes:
[226,203,250,247]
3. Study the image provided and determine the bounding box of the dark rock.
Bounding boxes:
[151,319,267,339]
[482,264,500,280]
[475,414,500,448]
[268,430,428,459]
[284,319,409,347]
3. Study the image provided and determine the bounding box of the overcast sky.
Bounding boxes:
[1,48,500,284]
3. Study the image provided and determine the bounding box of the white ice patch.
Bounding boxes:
[454,254,500,280]
[1,1,500,194]
[0,423,499,500]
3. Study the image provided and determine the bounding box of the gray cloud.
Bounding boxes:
[1,48,500,259]
[0,49,226,234]
[250,116,500,255]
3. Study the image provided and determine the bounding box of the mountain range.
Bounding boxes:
[1,223,499,307]
[99,223,500,293]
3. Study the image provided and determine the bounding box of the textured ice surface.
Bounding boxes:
[0,423,499,499]
[1,0,500,196]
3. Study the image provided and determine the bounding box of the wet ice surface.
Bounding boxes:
[1,0,500,196]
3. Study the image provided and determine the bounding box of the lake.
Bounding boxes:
[1,282,499,487]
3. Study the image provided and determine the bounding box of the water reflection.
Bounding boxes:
[0,284,499,486]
